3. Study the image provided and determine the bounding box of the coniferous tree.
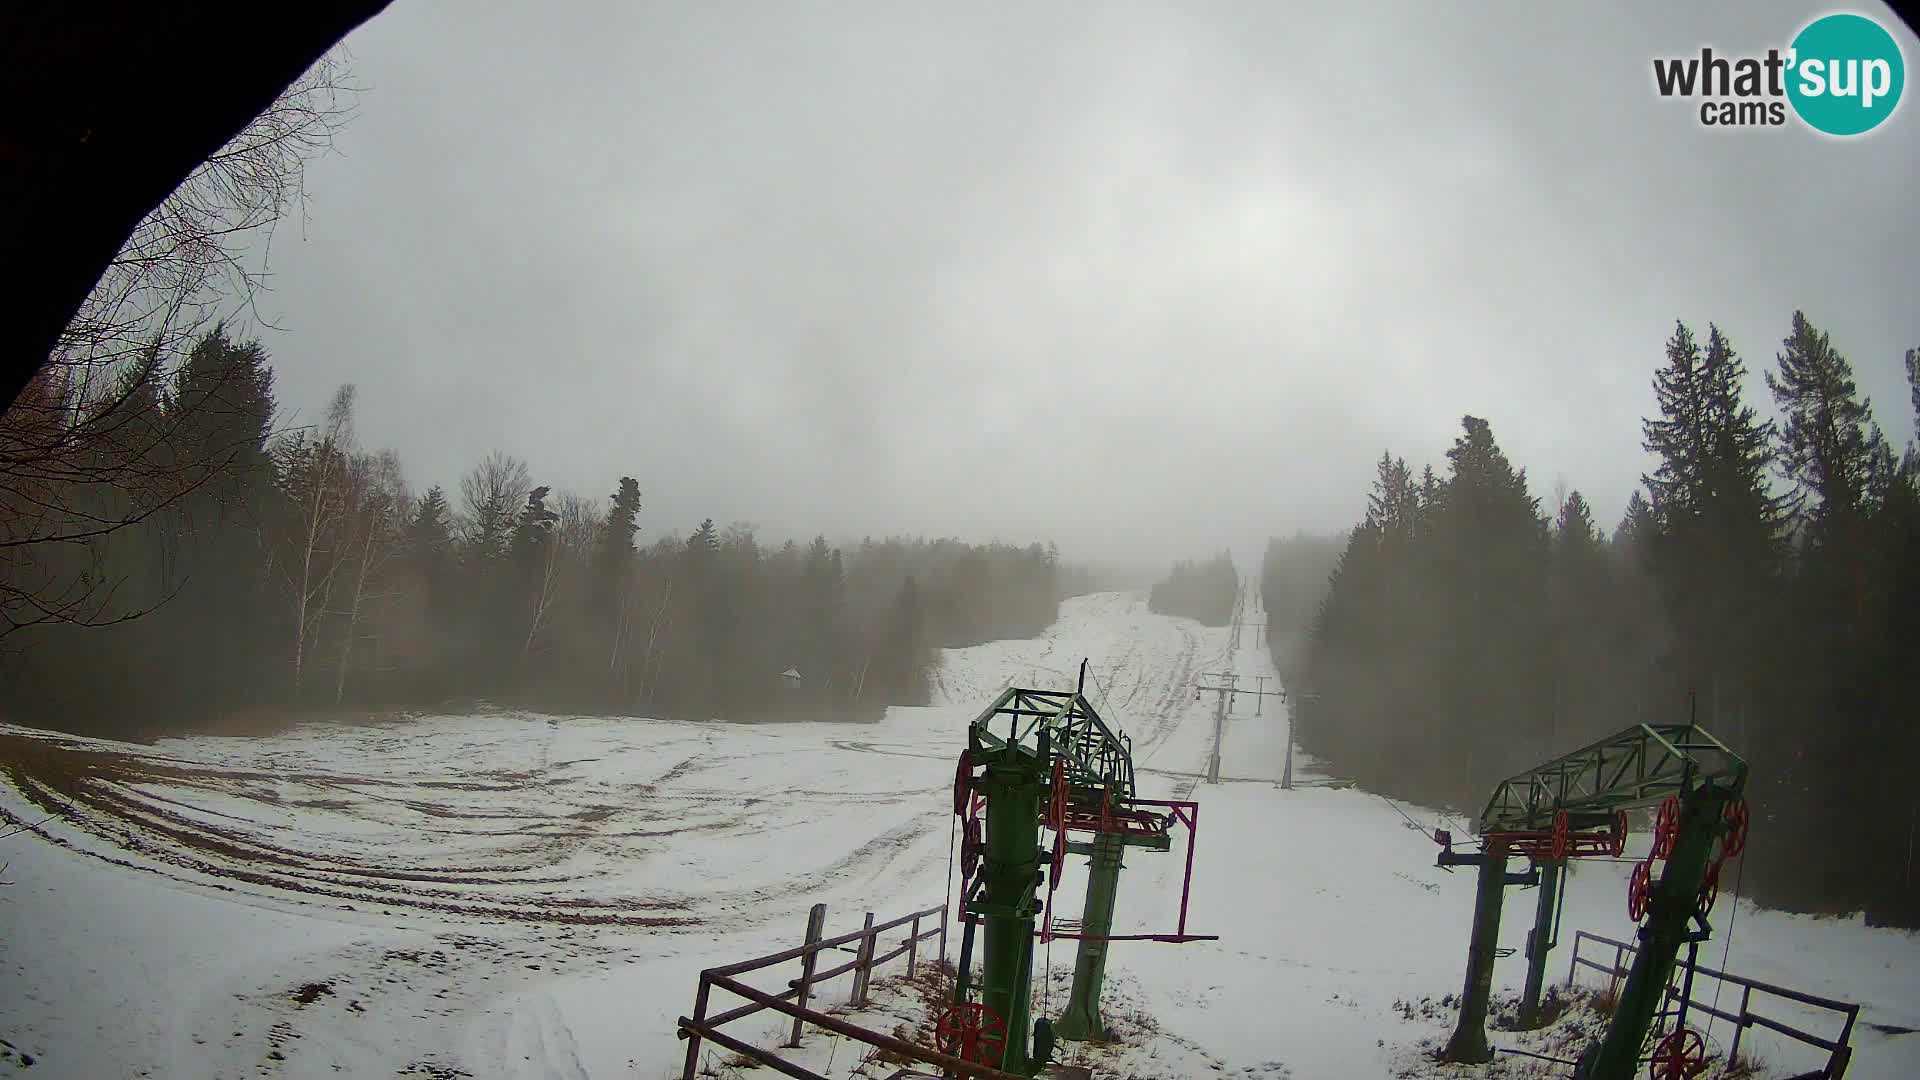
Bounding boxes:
[1766,314,1902,911]
[1640,322,1782,738]
[1769,312,1883,542]
[594,477,643,701]
[511,485,561,665]
[393,485,455,696]
[1279,315,1919,924]
[1545,491,1611,743]
[1147,552,1238,625]
[161,327,280,709]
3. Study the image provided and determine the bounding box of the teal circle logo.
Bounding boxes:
[1787,13,1905,135]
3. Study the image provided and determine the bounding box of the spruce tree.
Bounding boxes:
[1767,311,1880,539]
[157,326,281,710]
[1643,321,1709,520]
[1639,321,1782,737]
[409,487,454,583]
[1907,347,1920,440]
[1766,314,1902,910]
[1432,416,1549,785]
[591,477,643,700]
[1614,490,1656,551]
[597,478,643,570]
[1546,490,1610,743]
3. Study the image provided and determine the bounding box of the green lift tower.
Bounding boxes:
[939,664,1214,1075]
[1431,721,1749,1080]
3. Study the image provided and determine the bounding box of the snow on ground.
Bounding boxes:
[1,588,1915,1079]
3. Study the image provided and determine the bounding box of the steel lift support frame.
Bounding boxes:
[945,664,1216,1075]
[1434,722,1749,1080]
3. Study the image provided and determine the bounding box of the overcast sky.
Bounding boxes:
[251,2,1920,568]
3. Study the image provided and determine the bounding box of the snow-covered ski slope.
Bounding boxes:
[1,589,1915,1079]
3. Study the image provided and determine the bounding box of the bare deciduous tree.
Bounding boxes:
[0,52,356,640]
[50,53,356,380]
[458,451,532,560]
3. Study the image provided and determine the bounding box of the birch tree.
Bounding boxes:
[332,449,406,703]
[522,490,595,658]
[274,384,355,693]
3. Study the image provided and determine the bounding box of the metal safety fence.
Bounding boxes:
[1567,929,1859,1079]
[677,900,1026,1080]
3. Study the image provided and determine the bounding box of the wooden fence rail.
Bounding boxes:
[679,901,1014,1080]
[1566,929,1859,1079]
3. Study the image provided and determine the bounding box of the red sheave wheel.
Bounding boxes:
[1695,856,1723,918]
[1551,809,1570,861]
[1050,823,1066,887]
[935,1002,1007,1066]
[1722,799,1749,859]
[960,817,983,880]
[1628,859,1654,923]
[953,749,974,817]
[1049,756,1068,831]
[1653,795,1680,859]
[1611,810,1630,858]
[1647,1026,1706,1080]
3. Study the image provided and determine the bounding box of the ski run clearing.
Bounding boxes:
[2,589,1915,1079]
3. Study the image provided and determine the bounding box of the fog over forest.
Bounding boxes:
[2,0,1916,944]
[244,2,1914,565]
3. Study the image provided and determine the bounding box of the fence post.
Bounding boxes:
[851,911,877,1006]
[938,902,949,967]
[681,976,712,1080]
[1729,984,1752,1063]
[908,913,922,979]
[1566,934,1580,988]
[785,903,828,1048]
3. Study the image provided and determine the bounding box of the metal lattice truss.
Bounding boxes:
[1477,723,1748,835]
[967,687,1135,800]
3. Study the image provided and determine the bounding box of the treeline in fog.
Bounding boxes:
[0,327,1096,737]
[1257,531,1345,681]
[1263,312,1920,926]
[1147,552,1240,626]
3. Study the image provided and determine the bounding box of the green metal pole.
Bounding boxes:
[1579,786,1732,1080]
[977,753,1043,1074]
[1054,830,1125,1040]
[1441,838,1510,1064]
[1519,857,1563,1028]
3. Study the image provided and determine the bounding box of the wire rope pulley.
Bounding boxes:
[1628,859,1654,923]
[1647,1026,1707,1080]
[1045,756,1070,885]
[1721,798,1749,859]
[960,815,984,881]
[1048,756,1068,831]
[953,748,975,817]
[935,1002,1007,1066]
[1695,856,1723,919]
[1652,795,1681,860]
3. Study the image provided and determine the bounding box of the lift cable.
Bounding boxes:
[1494,1045,1579,1069]
[1377,791,1445,841]
[1085,664,1113,720]
[945,807,957,937]
[1043,913,1055,1013]
[1705,851,1751,1050]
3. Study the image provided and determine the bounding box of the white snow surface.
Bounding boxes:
[1,589,1915,1079]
